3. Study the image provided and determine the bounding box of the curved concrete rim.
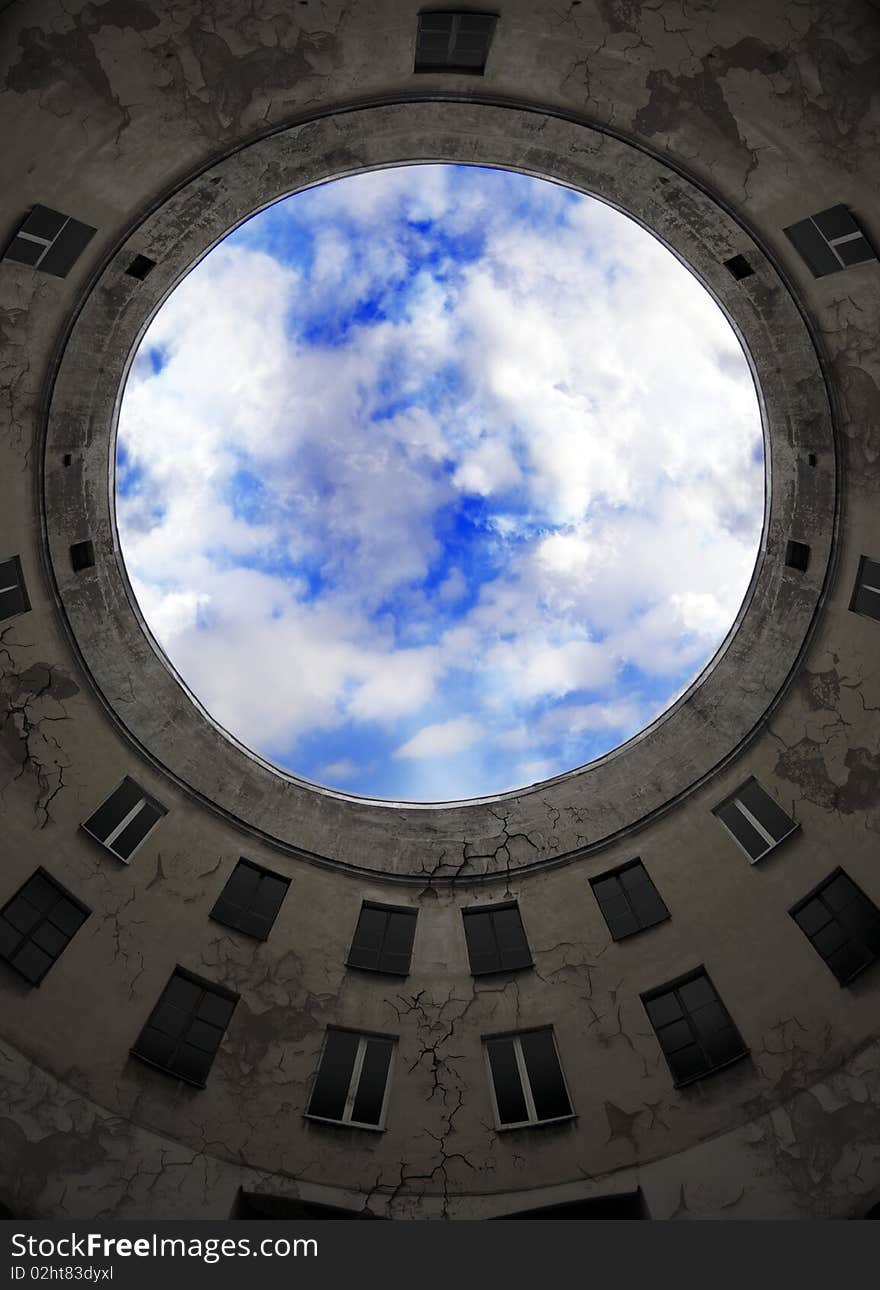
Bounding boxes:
[43,98,836,879]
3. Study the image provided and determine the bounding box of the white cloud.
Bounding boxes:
[394,716,483,760]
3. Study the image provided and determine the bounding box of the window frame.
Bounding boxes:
[0,554,30,623]
[413,10,498,75]
[482,1026,575,1131]
[589,858,670,941]
[80,776,166,863]
[789,867,880,986]
[0,867,90,986]
[345,900,418,976]
[461,900,533,976]
[129,965,239,1089]
[713,776,799,863]
[209,856,290,942]
[641,966,749,1089]
[304,1027,397,1132]
[850,554,880,623]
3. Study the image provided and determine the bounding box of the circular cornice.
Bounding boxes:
[43,99,835,880]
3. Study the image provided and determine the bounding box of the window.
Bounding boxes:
[0,870,89,985]
[642,968,748,1087]
[850,555,880,623]
[484,1028,573,1128]
[125,254,156,280]
[713,776,798,862]
[131,967,238,1087]
[785,539,810,572]
[306,1029,395,1129]
[347,902,417,975]
[783,205,877,277]
[791,869,880,985]
[210,858,289,940]
[723,254,754,281]
[463,902,532,974]
[590,859,669,940]
[0,555,30,622]
[2,205,97,278]
[414,10,497,74]
[82,776,166,862]
[70,540,95,572]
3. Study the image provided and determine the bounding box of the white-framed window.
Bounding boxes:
[851,555,880,623]
[713,776,798,863]
[783,205,877,277]
[81,776,166,862]
[0,555,30,622]
[484,1027,574,1129]
[306,1028,396,1130]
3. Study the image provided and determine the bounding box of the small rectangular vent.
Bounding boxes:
[414,10,497,74]
[126,254,156,280]
[70,540,95,572]
[785,539,810,572]
[724,254,754,281]
[783,205,877,278]
[3,205,96,278]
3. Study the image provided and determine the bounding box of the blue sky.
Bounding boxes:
[116,164,763,801]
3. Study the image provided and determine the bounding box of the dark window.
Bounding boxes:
[850,555,880,623]
[125,254,156,280]
[783,205,877,278]
[485,1028,573,1127]
[642,968,748,1087]
[131,967,238,1087]
[414,10,497,74]
[347,902,417,975]
[785,540,810,572]
[0,870,89,985]
[2,205,97,278]
[0,556,30,623]
[724,254,754,281]
[82,776,166,862]
[463,903,531,974]
[70,540,95,572]
[307,1028,395,1128]
[590,859,669,940]
[210,859,289,941]
[713,777,797,862]
[791,869,880,985]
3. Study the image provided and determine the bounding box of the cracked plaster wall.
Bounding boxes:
[1,0,878,1218]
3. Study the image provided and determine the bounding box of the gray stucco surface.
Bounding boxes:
[1,0,878,1220]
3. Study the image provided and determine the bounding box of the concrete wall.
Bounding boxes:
[1,0,878,1218]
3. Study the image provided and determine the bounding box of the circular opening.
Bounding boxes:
[116,163,763,803]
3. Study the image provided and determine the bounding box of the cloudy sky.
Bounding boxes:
[116,164,763,801]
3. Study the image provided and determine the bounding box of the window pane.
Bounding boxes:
[716,799,767,859]
[309,1030,359,1121]
[111,800,163,860]
[591,877,621,903]
[493,907,530,967]
[813,921,847,958]
[827,941,871,984]
[657,1018,694,1055]
[519,1030,571,1121]
[31,922,67,958]
[689,1002,728,1040]
[84,778,144,842]
[197,992,236,1026]
[251,875,288,919]
[794,899,832,937]
[737,780,795,843]
[173,1044,212,1085]
[383,910,416,959]
[486,1038,528,1124]
[47,899,87,936]
[629,888,668,926]
[668,1044,707,1084]
[22,874,58,911]
[618,863,651,893]
[163,974,201,1012]
[703,1026,746,1066]
[187,1019,223,1053]
[678,974,716,1012]
[221,863,261,907]
[150,1003,190,1038]
[11,941,53,983]
[134,1027,176,1067]
[351,1038,393,1125]
[464,911,500,973]
[821,873,860,914]
[3,896,42,935]
[606,908,640,939]
[644,992,682,1027]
